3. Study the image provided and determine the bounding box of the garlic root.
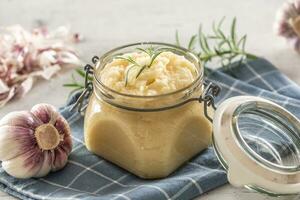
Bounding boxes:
[35,124,61,150]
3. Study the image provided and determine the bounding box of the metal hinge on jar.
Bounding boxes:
[70,56,99,113]
[200,80,221,122]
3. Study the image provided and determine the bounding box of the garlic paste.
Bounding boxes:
[84,46,212,178]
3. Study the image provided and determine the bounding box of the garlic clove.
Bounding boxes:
[34,151,52,177]
[2,147,44,179]
[31,103,58,124]
[0,125,34,161]
[51,147,68,172]
[59,131,73,155]
[0,111,42,130]
[54,115,72,154]
[54,115,71,136]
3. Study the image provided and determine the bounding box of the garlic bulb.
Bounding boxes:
[274,0,300,52]
[0,104,72,179]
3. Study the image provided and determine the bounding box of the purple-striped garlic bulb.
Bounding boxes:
[275,0,300,52]
[0,104,72,179]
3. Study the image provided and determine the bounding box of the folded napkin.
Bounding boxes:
[0,58,299,200]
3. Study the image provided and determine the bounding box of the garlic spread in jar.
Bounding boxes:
[85,44,212,179]
[99,51,198,96]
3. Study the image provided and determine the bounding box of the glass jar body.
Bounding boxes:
[84,93,212,178]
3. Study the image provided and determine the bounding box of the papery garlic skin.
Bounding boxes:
[275,0,300,52]
[0,25,83,107]
[0,104,72,179]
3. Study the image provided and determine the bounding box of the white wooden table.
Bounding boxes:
[0,0,299,199]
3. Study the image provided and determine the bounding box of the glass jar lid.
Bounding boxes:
[212,95,300,196]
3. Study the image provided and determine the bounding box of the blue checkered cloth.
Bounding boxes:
[0,58,299,200]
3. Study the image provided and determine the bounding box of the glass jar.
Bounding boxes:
[83,43,215,179]
[77,42,300,195]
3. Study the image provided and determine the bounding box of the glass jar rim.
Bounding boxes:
[93,42,204,99]
[232,101,300,173]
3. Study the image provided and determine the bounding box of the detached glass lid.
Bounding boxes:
[212,95,300,196]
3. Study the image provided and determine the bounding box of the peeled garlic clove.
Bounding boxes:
[0,125,34,161]
[0,103,72,179]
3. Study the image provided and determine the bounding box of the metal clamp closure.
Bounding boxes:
[199,80,221,122]
[70,56,99,113]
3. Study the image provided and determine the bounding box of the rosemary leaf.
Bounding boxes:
[175,30,181,46]
[245,53,257,60]
[212,20,218,36]
[218,40,227,48]
[148,50,163,67]
[147,46,155,55]
[203,35,211,52]
[188,35,197,51]
[198,26,210,54]
[75,68,85,77]
[217,29,226,40]
[241,35,247,51]
[217,16,226,30]
[125,64,139,86]
[237,35,247,49]
[75,68,93,81]
[115,56,140,67]
[136,47,151,57]
[231,17,237,47]
[135,65,148,79]
[63,83,82,87]
[207,35,220,39]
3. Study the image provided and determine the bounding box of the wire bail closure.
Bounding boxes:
[70,56,99,113]
[200,80,221,122]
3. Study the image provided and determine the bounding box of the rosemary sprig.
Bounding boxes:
[176,17,257,73]
[175,30,181,47]
[116,47,164,86]
[115,56,140,67]
[64,17,257,94]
